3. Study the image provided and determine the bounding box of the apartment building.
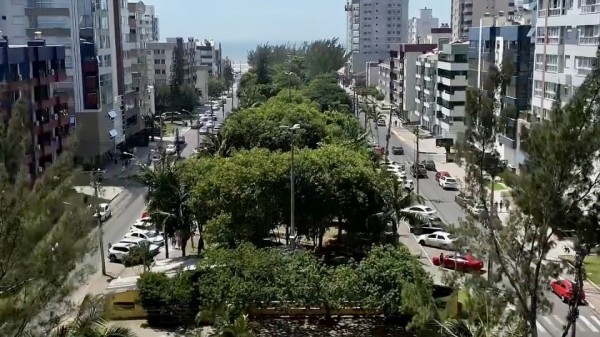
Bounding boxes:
[414,42,469,141]
[425,25,453,45]
[451,0,516,41]
[0,0,145,164]
[196,39,222,77]
[0,35,71,178]
[408,8,440,44]
[378,44,437,118]
[147,38,197,87]
[128,1,159,127]
[345,0,409,74]
[468,14,535,171]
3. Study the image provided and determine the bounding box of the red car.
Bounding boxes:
[551,279,586,304]
[432,253,484,272]
[435,171,450,182]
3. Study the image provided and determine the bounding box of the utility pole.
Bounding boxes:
[90,169,107,276]
[562,246,588,337]
[384,49,395,159]
[415,128,420,195]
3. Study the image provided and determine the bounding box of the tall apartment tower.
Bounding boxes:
[147,38,197,87]
[408,8,440,44]
[128,1,159,128]
[345,0,409,74]
[0,0,145,164]
[451,0,515,41]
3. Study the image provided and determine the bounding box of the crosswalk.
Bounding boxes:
[537,314,600,335]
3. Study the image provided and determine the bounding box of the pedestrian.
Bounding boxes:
[198,235,205,254]
[505,199,511,211]
[439,253,444,262]
[499,200,504,212]
[494,201,498,211]
[170,235,177,249]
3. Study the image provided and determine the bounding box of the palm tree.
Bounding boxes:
[131,151,182,258]
[51,294,137,337]
[196,133,230,158]
[218,314,255,337]
[377,168,424,240]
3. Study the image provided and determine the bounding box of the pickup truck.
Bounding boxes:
[410,163,428,178]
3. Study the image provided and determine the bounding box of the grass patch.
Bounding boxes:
[162,123,178,136]
[488,182,508,191]
[585,255,600,286]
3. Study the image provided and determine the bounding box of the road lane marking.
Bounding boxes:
[536,321,548,334]
[590,315,600,327]
[553,315,566,327]
[580,316,599,332]
[542,316,560,331]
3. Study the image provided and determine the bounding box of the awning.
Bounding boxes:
[109,129,118,138]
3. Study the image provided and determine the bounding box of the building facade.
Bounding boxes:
[378,44,437,119]
[345,0,409,74]
[0,35,71,178]
[0,0,147,164]
[408,8,439,44]
[415,42,469,141]
[451,0,516,41]
[426,26,453,45]
[147,38,197,87]
[468,15,534,171]
[196,39,222,77]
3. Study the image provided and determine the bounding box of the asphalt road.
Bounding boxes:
[370,116,600,337]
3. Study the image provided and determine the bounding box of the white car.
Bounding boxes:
[125,230,165,246]
[93,203,111,221]
[386,162,403,173]
[470,204,486,215]
[118,237,161,255]
[165,144,177,155]
[213,123,222,132]
[108,242,136,262]
[131,217,155,232]
[205,121,214,129]
[417,231,456,249]
[402,205,437,217]
[439,176,458,190]
[199,126,209,135]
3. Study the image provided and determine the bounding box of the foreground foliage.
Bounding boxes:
[0,100,93,336]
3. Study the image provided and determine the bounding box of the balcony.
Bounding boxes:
[438,75,468,87]
[441,90,466,102]
[582,3,600,14]
[55,69,67,82]
[497,134,517,149]
[34,69,53,86]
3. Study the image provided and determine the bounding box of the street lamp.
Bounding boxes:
[88,168,108,276]
[280,123,301,249]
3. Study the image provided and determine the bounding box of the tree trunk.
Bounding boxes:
[318,225,325,248]
[150,117,155,142]
[164,235,170,259]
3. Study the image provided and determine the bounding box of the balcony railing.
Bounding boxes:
[579,36,599,45]
[582,4,600,14]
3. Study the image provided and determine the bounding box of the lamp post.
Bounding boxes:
[280,123,301,249]
[89,169,107,276]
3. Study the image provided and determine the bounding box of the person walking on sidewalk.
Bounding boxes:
[505,199,511,212]
[499,200,504,212]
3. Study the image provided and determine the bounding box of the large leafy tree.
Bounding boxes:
[304,38,348,78]
[222,59,235,88]
[303,74,353,113]
[208,77,228,100]
[0,100,93,336]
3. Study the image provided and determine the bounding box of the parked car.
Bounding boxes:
[125,230,165,246]
[131,217,155,232]
[199,127,209,135]
[432,253,485,272]
[190,121,203,129]
[93,203,111,221]
[411,163,428,178]
[213,123,222,132]
[421,160,436,171]
[377,119,386,127]
[410,216,447,235]
[435,171,450,182]
[417,231,456,249]
[107,242,136,263]
[401,205,437,217]
[165,144,177,155]
[551,279,586,304]
[439,176,459,190]
[118,237,161,256]
[392,146,404,155]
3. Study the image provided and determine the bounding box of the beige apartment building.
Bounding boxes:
[451,0,516,41]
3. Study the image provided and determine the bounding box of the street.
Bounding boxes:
[371,115,600,337]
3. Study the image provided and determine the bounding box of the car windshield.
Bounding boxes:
[145,231,159,238]
[446,234,456,240]
[446,178,456,183]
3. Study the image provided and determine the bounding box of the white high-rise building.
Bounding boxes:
[529,0,599,123]
[345,0,409,74]
[408,8,440,44]
[451,0,515,41]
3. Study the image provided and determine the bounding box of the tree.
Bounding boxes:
[304,38,348,78]
[222,59,235,88]
[50,294,137,337]
[303,74,353,113]
[452,52,600,337]
[131,152,193,258]
[0,100,94,336]
[208,77,227,100]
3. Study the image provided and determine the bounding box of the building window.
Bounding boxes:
[575,56,597,76]
[578,25,600,45]
[563,55,570,69]
[535,54,558,72]
[533,80,543,97]
[155,69,160,74]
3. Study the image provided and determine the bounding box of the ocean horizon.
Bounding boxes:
[220,40,315,64]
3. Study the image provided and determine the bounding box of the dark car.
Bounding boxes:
[392,146,404,155]
[377,119,386,127]
[411,163,428,178]
[410,216,447,235]
[421,160,436,171]
[190,121,203,129]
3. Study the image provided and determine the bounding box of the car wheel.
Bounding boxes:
[419,240,425,245]
[560,295,566,302]
[109,254,117,263]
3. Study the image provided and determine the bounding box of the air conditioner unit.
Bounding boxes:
[54,114,59,120]
[38,166,43,173]
[37,144,41,150]
[18,74,22,80]
[35,121,40,126]
[50,69,55,75]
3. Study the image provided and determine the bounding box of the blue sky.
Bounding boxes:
[140,0,451,43]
